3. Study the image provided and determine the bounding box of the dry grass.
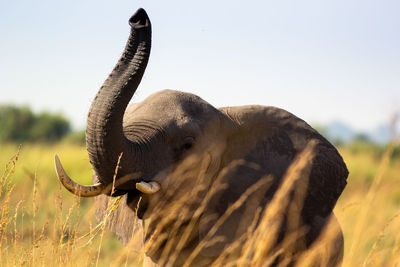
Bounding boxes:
[0,139,400,266]
[0,143,125,266]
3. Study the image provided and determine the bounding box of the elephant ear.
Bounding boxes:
[198,136,347,260]
[198,160,274,257]
[197,132,297,257]
[93,175,144,250]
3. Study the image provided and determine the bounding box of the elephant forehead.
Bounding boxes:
[124,90,218,126]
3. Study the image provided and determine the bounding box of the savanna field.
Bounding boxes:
[1,141,400,266]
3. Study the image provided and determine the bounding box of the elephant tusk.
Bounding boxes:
[54,154,106,197]
[136,181,161,194]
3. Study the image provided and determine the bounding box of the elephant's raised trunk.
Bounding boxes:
[85,8,151,185]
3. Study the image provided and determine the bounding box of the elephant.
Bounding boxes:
[54,8,348,267]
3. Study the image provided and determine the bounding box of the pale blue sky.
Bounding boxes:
[1,0,399,131]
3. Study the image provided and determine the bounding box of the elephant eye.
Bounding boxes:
[182,142,192,150]
[173,137,195,162]
[181,136,194,151]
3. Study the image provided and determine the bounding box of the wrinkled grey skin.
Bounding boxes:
[83,8,348,267]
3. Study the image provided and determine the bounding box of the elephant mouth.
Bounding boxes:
[54,154,161,197]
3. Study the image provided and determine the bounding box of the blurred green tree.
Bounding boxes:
[0,104,71,142]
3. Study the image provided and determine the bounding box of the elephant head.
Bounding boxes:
[55,8,348,266]
[55,8,228,198]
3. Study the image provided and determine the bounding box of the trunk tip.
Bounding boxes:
[129,8,150,27]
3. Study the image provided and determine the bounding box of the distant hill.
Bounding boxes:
[319,121,397,145]
[368,124,396,144]
[324,121,355,144]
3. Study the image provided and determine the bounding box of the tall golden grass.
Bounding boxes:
[0,139,399,266]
